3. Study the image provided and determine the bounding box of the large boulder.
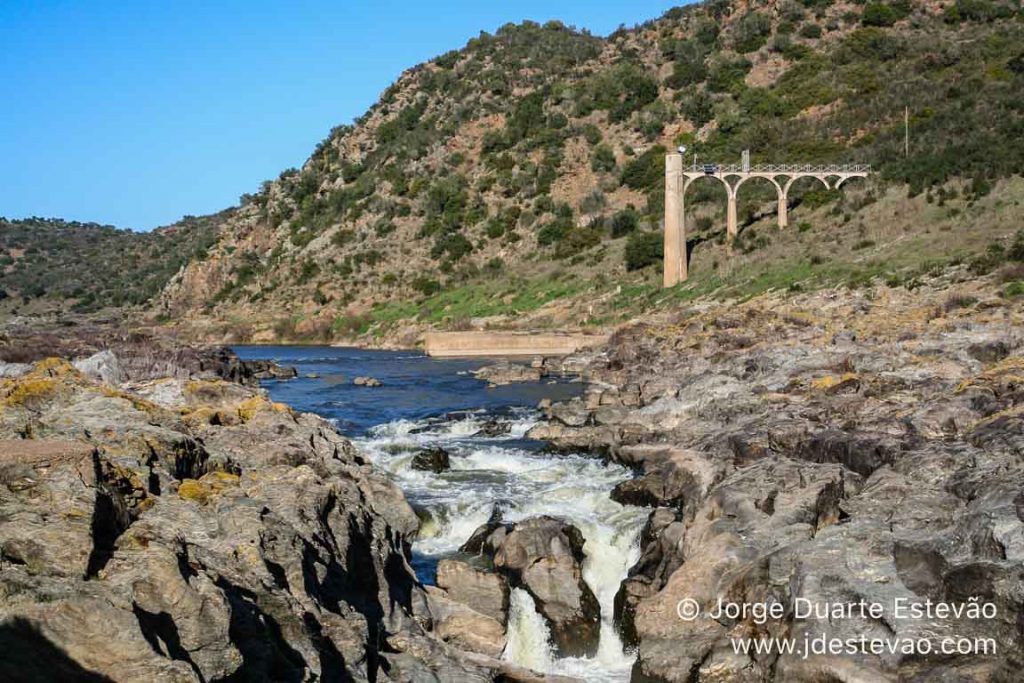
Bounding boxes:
[73,350,125,386]
[435,559,510,624]
[472,362,543,386]
[492,516,601,658]
[424,587,506,658]
[411,447,451,473]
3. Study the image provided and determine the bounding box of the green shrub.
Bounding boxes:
[582,124,602,144]
[431,232,474,261]
[412,277,441,296]
[554,227,603,259]
[575,63,659,123]
[800,23,823,38]
[861,3,903,27]
[591,144,617,173]
[620,145,666,191]
[624,230,664,271]
[1003,281,1024,298]
[537,214,574,246]
[665,39,709,89]
[734,12,773,53]
[610,208,640,238]
[707,57,753,93]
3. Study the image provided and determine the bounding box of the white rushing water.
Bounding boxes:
[356,409,647,682]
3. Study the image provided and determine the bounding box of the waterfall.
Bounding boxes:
[358,409,647,681]
[503,588,555,671]
[234,346,644,678]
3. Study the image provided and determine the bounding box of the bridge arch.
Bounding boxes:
[782,174,831,197]
[681,174,733,240]
[682,174,732,200]
[734,174,785,230]
[833,174,866,189]
[664,155,870,287]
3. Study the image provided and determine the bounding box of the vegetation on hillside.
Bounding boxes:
[0,216,221,312]
[6,0,1024,337]
[157,0,1023,339]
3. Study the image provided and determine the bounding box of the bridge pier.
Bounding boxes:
[726,190,738,242]
[663,154,687,287]
[778,191,788,229]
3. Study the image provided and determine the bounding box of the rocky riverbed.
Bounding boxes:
[529,276,1024,682]
[0,337,581,682]
[2,270,1023,682]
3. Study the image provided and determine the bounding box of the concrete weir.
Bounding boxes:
[423,331,609,357]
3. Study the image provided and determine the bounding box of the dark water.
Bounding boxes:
[231,345,583,436]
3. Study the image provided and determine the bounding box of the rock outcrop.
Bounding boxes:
[0,347,566,682]
[531,284,1024,682]
[472,362,544,386]
[493,517,601,658]
[452,516,600,659]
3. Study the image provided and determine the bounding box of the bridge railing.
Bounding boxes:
[686,164,871,174]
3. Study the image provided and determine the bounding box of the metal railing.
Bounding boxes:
[687,164,871,174]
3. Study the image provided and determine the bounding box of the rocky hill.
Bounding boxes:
[152,0,1023,344]
[4,0,1023,341]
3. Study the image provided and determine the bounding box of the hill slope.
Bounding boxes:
[0,215,222,315]
[9,0,1024,339]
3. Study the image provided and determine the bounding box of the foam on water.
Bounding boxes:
[503,588,555,671]
[356,409,647,681]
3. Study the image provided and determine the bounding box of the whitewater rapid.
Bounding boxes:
[356,409,647,681]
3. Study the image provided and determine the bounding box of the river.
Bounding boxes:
[233,345,647,681]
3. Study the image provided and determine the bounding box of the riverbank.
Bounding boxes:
[526,268,1024,681]
[0,335,593,681]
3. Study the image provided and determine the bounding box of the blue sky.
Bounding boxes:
[0,1,681,231]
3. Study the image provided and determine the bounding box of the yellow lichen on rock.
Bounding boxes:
[809,373,859,391]
[1,376,61,407]
[0,358,91,409]
[236,396,268,422]
[98,386,162,416]
[956,356,1024,393]
[235,396,291,422]
[30,357,82,379]
[177,471,241,504]
[177,478,207,502]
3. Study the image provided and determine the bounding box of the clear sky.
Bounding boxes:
[0,1,682,231]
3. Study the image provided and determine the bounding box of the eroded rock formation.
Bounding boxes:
[532,284,1024,682]
[0,345,578,682]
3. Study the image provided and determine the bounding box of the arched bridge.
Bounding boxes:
[663,154,870,287]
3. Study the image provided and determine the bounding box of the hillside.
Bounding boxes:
[7,0,1024,341]
[0,215,222,315]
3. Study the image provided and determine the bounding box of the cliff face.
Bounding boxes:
[152,0,1024,343]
